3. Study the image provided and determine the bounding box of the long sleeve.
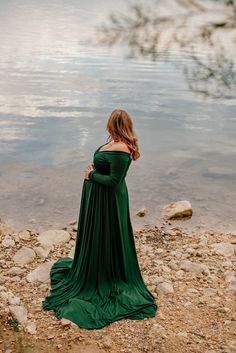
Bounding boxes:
[89,155,130,188]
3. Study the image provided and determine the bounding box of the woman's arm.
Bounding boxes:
[89,156,129,187]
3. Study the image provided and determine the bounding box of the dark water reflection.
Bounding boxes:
[0,0,236,231]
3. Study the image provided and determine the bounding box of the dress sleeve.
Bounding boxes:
[89,155,129,187]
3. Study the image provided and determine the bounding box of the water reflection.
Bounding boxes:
[96,0,236,98]
[0,0,236,231]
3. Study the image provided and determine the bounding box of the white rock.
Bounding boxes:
[224,271,235,283]
[180,260,209,275]
[26,321,37,334]
[9,305,28,326]
[162,200,193,220]
[68,246,75,258]
[13,247,36,267]
[1,237,15,248]
[228,281,236,293]
[7,267,26,276]
[37,229,70,248]
[26,261,54,283]
[18,230,31,241]
[33,246,51,260]
[8,293,21,305]
[156,281,174,295]
[0,285,7,292]
[176,331,188,338]
[184,288,199,297]
[211,242,235,257]
[202,288,217,297]
[175,270,184,279]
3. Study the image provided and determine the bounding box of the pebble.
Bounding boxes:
[211,242,235,257]
[180,260,209,275]
[13,247,36,267]
[18,230,31,241]
[1,237,15,248]
[9,305,28,326]
[26,321,37,335]
[156,281,174,295]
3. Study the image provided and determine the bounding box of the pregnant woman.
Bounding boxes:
[42,109,158,329]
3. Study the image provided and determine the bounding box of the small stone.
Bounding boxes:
[102,336,112,349]
[184,288,199,297]
[68,246,75,259]
[18,230,31,241]
[211,242,235,257]
[47,334,54,340]
[180,260,209,275]
[33,246,51,260]
[9,305,28,326]
[13,247,36,267]
[156,281,174,295]
[176,331,188,338]
[202,288,217,297]
[0,285,7,292]
[69,220,77,225]
[136,208,148,217]
[25,321,37,334]
[1,237,15,248]
[224,271,235,283]
[8,293,21,305]
[7,267,25,276]
[228,281,236,293]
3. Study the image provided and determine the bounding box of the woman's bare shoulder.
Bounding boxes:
[112,142,130,153]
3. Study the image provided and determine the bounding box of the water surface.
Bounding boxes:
[0,0,236,231]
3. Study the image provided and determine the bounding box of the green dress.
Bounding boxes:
[42,143,158,329]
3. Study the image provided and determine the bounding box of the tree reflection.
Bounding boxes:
[96,0,236,98]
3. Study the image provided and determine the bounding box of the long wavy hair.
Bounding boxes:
[106,109,140,160]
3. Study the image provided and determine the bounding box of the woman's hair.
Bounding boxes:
[106,109,140,160]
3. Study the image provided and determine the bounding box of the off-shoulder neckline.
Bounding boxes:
[96,143,131,156]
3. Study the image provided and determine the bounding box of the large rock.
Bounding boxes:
[211,242,235,257]
[9,305,28,326]
[37,230,70,248]
[180,260,209,275]
[162,200,193,220]
[26,261,55,283]
[13,247,36,267]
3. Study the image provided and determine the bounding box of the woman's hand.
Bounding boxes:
[84,163,94,180]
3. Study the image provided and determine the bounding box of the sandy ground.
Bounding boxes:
[0,220,235,353]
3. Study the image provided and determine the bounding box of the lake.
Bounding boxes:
[0,0,236,231]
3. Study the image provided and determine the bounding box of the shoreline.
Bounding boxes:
[0,219,235,353]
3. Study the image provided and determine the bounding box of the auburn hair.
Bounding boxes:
[106,109,140,160]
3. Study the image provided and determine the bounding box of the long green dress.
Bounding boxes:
[42,143,158,329]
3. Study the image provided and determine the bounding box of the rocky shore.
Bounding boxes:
[0,219,236,353]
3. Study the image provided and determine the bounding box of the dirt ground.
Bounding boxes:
[0,221,235,353]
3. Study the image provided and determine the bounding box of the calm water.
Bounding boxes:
[0,0,236,231]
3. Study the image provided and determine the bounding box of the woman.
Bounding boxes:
[42,109,158,329]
